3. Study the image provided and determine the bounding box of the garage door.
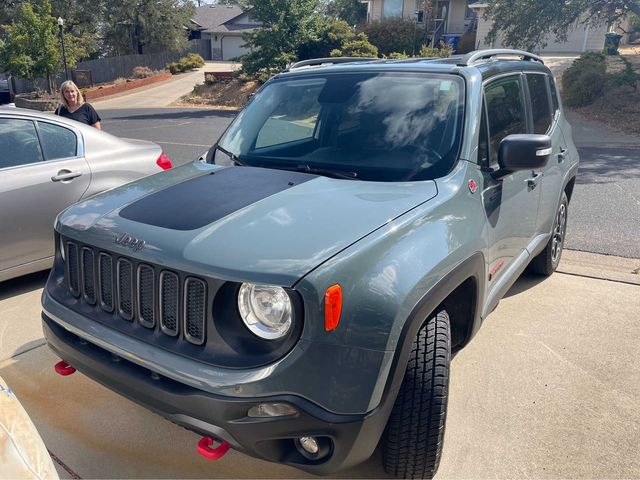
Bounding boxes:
[222,36,249,61]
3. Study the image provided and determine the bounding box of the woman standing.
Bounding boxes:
[55,80,101,129]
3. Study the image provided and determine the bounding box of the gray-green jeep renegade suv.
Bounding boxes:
[42,50,579,478]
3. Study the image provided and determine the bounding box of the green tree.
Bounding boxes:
[330,32,378,57]
[101,0,195,55]
[240,0,321,76]
[360,19,424,56]
[0,0,59,93]
[1,0,103,60]
[297,19,355,59]
[325,0,367,26]
[486,0,640,51]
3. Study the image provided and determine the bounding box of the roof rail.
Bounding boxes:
[287,57,378,71]
[459,49,544,67]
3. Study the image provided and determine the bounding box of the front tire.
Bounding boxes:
[382,310,451,479]
[530,192,569,276]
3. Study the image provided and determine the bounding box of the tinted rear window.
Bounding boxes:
[527,74,552,134]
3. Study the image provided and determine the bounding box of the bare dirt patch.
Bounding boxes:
[175,78,259,109]
[568,45,640,136]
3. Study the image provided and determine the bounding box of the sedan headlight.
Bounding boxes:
[238,283,292,340]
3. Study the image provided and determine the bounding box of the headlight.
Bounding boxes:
[238,283,292,340]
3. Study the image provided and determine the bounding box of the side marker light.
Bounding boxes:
[324,284,342,332]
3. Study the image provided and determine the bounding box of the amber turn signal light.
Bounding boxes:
[324,284,342,332]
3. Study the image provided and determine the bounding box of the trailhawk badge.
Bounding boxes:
[114,232,145,252]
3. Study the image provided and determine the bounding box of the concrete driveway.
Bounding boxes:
[1,251,639,478]
[91,61,240,109]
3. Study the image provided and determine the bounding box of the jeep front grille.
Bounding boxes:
[63,241,207,346]
[81,248,96,305]
[67,243,80,296]
[117,258,134,321]
[99,253,114,312]
[137,264,155,328]
[184,277,206,345]
[160,271,179,336]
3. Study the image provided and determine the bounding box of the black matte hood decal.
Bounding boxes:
[119,166,316,231]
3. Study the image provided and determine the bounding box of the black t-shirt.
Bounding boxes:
[56,103,101,126]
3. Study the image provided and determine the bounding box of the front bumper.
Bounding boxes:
[42,313,393,475]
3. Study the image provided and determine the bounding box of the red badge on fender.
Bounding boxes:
[468,179,478,193]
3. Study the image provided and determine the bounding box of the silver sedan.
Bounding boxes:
[0,107,172,282]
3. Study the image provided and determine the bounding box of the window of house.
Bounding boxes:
[0,118,43,169]
[383,0,403,18]
[484,76,526,165]
[526,73,553,134]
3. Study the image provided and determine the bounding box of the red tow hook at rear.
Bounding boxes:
[197,436,230,460]
[54,361,76,376]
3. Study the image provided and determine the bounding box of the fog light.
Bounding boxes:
[247,403,298,418]
[298,436,319,454]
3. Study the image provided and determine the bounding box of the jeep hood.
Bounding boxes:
[57,164,437,286]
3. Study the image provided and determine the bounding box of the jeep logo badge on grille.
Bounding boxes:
[115,233,145,252]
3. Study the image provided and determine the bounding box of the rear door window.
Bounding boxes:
[526,73,553,134]
[484,76,527,164]
[37,121,78,160]
[0,118,44,169]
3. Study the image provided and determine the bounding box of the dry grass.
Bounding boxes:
[569,45,640,136]
[175,79,259,109]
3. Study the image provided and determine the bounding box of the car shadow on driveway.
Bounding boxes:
[502,271,549,299]
[103,109,238,122]
[0,270,49,302]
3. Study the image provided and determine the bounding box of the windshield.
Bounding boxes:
[217,72,465,182]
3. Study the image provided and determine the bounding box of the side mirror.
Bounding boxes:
[498,134,552,172]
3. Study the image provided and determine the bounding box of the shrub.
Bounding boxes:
[330,32,378,58]
[419,44,452,58]
[167,53,205,75]
[562,52,606,107]
[359,19,425,56]
[185,53,205,68]
[387,52,410,59]
[297,19,355,60]
[132,66,154,79]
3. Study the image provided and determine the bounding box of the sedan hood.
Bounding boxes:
[57,164,438,286]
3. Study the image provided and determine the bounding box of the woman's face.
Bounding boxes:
[63,87,78,104]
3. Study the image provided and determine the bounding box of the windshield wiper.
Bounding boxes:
[215,145,245,166]
[294,163,359,180]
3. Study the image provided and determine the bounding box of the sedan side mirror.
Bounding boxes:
[498,134,552,173]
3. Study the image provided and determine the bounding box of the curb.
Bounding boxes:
[558,249,640,285]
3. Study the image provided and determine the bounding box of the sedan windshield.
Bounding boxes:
[217,72,465,182]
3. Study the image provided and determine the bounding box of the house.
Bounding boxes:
[469,3,609,53]
[363,0,623,53]
[190,4,260,61]
[363,0,478,45]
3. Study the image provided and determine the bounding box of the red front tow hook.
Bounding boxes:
[197,436,230,460]
[54,361,76,376]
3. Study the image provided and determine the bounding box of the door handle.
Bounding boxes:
[51,170,82,182]
[558,148,568,163]
[526,172,542,189]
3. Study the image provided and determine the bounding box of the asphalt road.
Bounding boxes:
[100,107,235,165]
[100,108,640,259]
